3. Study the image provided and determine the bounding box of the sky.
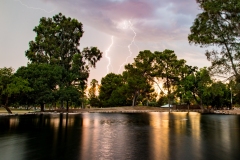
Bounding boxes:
[0,0,211,83]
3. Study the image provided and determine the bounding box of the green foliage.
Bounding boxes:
[16,64,62,111]
[157,93,168,106]
[98,50,189,108]
[99,73,128,107]
[189,0,240,80]
[188,0,240,107]
[0,67,32,113]
[88,79,100,107]
[58,86,81,106]
[176,67,212,108]
[124,50,156,106]
[24,13,102,109]
[26,13,84,65]
[88,79,98,98]
[203,81,231,108]
[154,49,186,107]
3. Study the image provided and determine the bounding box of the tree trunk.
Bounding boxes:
[167,74,171,113]
[3,97,12,114]
[81,102,84,109]
[3,106,12,114]
[61,100,64,109]
[193,94,200,105]
[134,94,138,106]
[132,96,136,107]
[66,101,69,112]
[200,94,203,112]
[168,97,171,113]
[40,103,44,112]
[151,78,167,95]
[132,91,139,107]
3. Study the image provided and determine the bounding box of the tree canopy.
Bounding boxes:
[0,68,32,113]
[16,64,62,111]
[188,0,240,81]
[99,73,128,107]
[88,79,100,107]
[24,13,103,111]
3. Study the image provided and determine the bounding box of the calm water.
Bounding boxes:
[0,112,240,160]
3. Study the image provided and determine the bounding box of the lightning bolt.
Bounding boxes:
[105,36,114,74]
[14,0,55,13]
[118,20,138,73]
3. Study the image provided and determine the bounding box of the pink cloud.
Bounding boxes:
[44,0,199,41]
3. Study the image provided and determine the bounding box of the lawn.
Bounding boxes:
[0,107,37,114]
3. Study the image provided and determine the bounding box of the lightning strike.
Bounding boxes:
[105,36,114,74]
[118,20,138,73]
[15,0,55,13]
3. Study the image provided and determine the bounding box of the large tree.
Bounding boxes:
[25,13,102,109]
[99,73,128,107]
[16,64,62,111]
[176,66,212,110]
[154,49,186,110]
[188,0,240,81]
[203,81,231,109]
[176,65,198,110]
[123,50,156,107]
[0,67,32,113]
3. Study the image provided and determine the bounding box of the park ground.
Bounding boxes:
[1,106,240,115]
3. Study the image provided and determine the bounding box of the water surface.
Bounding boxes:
[0,112,240,160]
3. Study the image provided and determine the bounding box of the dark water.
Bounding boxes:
[0,112,240,160]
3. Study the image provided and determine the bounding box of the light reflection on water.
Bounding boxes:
[0,112,240,160]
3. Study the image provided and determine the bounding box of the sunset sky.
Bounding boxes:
[0,0,210,83]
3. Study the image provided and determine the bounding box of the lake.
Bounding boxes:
[0,112,240,160]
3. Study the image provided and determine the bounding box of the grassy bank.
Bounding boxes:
[1,106,240,115]
[0,106,169,115]
[0,107,37,114]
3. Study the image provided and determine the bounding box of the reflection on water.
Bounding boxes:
[0,112,240,160]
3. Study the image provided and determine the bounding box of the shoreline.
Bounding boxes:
[1,106,240,116]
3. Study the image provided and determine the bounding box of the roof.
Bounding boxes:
[161,104,173,108]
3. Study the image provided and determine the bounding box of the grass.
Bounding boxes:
[0,107,37,114]
[0,106,167,114]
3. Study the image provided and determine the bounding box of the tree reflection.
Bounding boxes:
[0,113,240,160]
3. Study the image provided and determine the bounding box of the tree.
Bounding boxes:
[25,13,102,109]
[188,0,240,81]
[123,50,156,107]
[157,91,168,106]
[176,66,213,110]
[154,49,186,111]
[99,73,128,107]
[58,86,81,111]
[88,79,100,107]
[123,66,152,107]
[0,67,32,113]
[16,64,62,111]
[203,81,231,109]
[176,65,198,106]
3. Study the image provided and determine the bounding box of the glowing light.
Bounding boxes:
[15,0,55,13]
[118,20,138,73]
[105,36,114,74]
